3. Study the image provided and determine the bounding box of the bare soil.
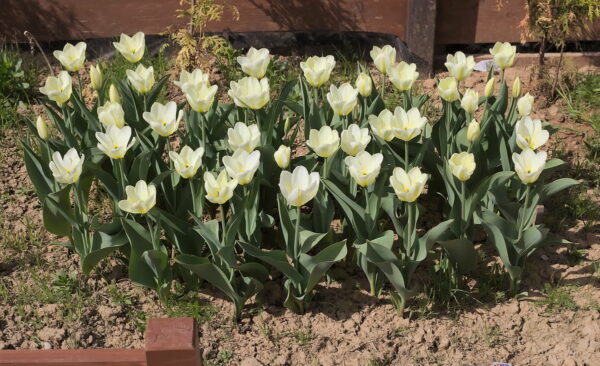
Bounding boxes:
[0,59,599,366]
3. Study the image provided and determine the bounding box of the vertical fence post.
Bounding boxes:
[145,318,201,366]
[407,0,438,76]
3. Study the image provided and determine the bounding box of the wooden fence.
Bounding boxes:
[0,318,201,366]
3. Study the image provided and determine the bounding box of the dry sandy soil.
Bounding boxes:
[0,59,599,366]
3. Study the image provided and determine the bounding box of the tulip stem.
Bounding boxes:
[380,73,386,101]
[147,219,157,250]
[404,140,409,171]
[460,181,466,236]
[190,179,197,216]
[219,204,227,245]
[294,206,301,264]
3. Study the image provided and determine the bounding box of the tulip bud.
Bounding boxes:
[284,116,292,133]
[512,77,521,98]
[355,72,372,97]
[274,145,291,169]
[466,120,480,142]
[517,93,534,117]
[90,65,103,90]
[460,89,479,115]
[438,77,459,102]
[36,115,49,140]
[485,77,495,98]
[109,84,121,103]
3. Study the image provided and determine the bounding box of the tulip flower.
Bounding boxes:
[113,32,145,63]
[237,47,270,79]
[438,77,460,102]
[279,166,320,207]
[345,151,384,187]
[204,170,238,204]
[143,101,183,137]
[118,180,156,214]
[327,83,358,116]
[490,42,517,70]
[394,107,428,142]
[449,152,476,181]
[512,77,521,98]
[390,166,428,202]
[368,109,397,142]
[515,117,549,151]
[169,146,205,179]
[90,65,103,90]
[36,116,49,140]
[227,122,260,152]
[184,82,218,113]
[517,93,534,117]
[513,148,547,184]
[274,145,291,169]
[97,101,126,128]
[461,89,479,115]
[444,51,475,81]
[466,120,481,142]
[40,71,72,106]
[228,76,270,110]
[341,124,371,156]
[388,62,419,91]
[370,45,396,74]
[126,64,155,94]
[96,125,136,159]
[485,77,495,98]
[109,84,121,103]
[307,126,340,158]
[300,55,336,87]
[53,42,86,72]
[49,148,84,184]
[174,69,209,92]
[355,72,372,97]
[222,149,261,185]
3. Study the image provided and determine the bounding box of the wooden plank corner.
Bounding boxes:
[145,317,201,366]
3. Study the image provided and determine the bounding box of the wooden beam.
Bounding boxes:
[0,349,146,366]
[406,0,437,76]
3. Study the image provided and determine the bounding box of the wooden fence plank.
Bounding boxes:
[0,349,146,366]
[145,318,201,366]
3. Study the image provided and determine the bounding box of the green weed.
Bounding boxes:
[535,283,578,312]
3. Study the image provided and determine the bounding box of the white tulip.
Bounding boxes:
[341,124,371,156]
[184,82,218,113]
[40,71,72,106]
[126,64,155,94]
[97,101,126,128]
[327,83,358,116]
[36,116,49,140]
[461,89,479,115]
[227,122,260,152]
[90,65,103,90]
[174,69,209,92]
[228,76,270,110]
[448,152,476,181]
[515,117,549,151]
[300,55,336,87]
[345,151,383,187]
[394,107,428,142]
[113,32,145,63]
[169,146,204,179]
[517,93,534,117]
[49,148,84,184]
[204,170,238,204]
[444,51,475,81]
[109,84,121,103]
[388,62,419,91]
[279,166,320,207]
[143,101,183,137]
[490,42,517,70]
[53,42,86,72]
[438,77,459,102]
[118,180,156,214]
[222,149,261,185]
[370,45,396,74]
[466,120,481,142]
[274,145,291,169]
[368,109,397,142]
[390,167,428,202]
[96,125,136,159]
[355,72,373,97]
[307,126,340,158]
[513,149,547,184]
[237,47,270,79]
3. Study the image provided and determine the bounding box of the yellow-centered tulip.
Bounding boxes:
[355,72,373,97]
[97,101,126,128]
[394,107,427,142]
[227,122,260,152]
[126,64,155,94]
[370,45,396,74]
[345,151,383,187]
[388,62,419,91]
[515,117,549,150]
[143,101,183,137]
[113,32,145,63]
[53,42,86,72]
[341,124,371,156]
[169,146,205,179]
[118,180,156,214]
[184,82,218,113]
[40,71,72,106]
[279,166,320,207]
[228,76,270,110]
[49,148,84,184]
[300,55,335,87]
[438,77,459,102]
[204,170,238,204]
[327,83,358,116]
[513,148,547,184]
[368,109,397,142]
[274,145,291,169]
[445,51,475,81]
[95,125,136,159]
[489,42,517,70]
[390,166,428,202]
[222,149,261,185]
[307,126,340,158]
[237,47,270,79]
[449,152,476,181]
